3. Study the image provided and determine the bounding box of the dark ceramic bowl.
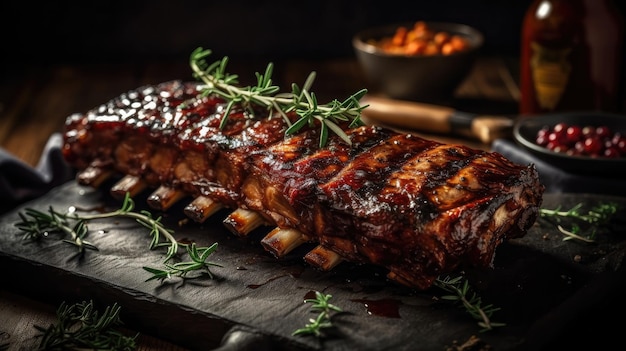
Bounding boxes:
[352,21,484,102]
[513,112,626,175]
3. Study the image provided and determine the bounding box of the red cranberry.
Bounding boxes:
[596,126,612,139]
[533,121,624,159]
[581,126,596,137]
[604,147,621,158]
[565,125,582,145]
[553,122,568,134]
[583,137,603,155]
[536,134,549,146]
[616,139,626,154]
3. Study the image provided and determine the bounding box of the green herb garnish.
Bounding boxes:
[189,47,368,147]
[293,291,343,337]
[143,242,221,282]
[34,300,137,351]
[16,206,98,256]
[434,275,505,332]
[539,201,620,242]
[14,193,221,282]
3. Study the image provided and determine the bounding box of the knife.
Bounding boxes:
[360,95,516,144]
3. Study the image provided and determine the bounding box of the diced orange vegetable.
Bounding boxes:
[373,21,470,56]
[392,27,408,47]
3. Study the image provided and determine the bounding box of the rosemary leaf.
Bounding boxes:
[434,274,505,332]
[539,201,620,242]
[34,300,138,351]
[189,47,368,147]
[15,192,221,283]
[293,291,342,338]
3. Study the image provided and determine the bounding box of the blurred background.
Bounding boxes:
[2,0,625,95]
[3,0,536,64]
[1,0,625,159]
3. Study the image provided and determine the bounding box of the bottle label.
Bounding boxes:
[530,42,572,110]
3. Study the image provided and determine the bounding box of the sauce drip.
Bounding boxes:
[303,290,317,300]
[351,298,402,318]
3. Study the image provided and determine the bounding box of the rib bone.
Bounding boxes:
[77,166,113,188]
[184,196,224,223]
[223,208,268,236]
[146,185,187,211]
[304,245,344,271]
[261,227,310,258]
[110,174,147,200]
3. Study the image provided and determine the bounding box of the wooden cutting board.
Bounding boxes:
[1,181,625,351]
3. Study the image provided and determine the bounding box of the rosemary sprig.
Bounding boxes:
[434,275,505,332]
[293,291,343,337]
[15,207,98,255]
[34,300,138,351]
[189,47,368,147]
[14,193,221,282]
[143,242,222,282]
[539,202,619,242]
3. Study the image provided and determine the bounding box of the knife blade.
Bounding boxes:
[360,95,515,144]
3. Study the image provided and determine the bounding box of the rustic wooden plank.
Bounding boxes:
[0,289,57,351]
[1,64,141,166]
[0,289,190,351]
[2,66,90,166]
[0,69,41,147]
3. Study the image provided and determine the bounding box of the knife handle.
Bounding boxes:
[360,95,473,134]
[360,95,513,144]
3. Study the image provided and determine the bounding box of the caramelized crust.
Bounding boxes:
[63,80,545,290]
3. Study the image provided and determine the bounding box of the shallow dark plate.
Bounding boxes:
[513,111,626,176]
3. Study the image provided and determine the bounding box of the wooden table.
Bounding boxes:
[0,55,521,351]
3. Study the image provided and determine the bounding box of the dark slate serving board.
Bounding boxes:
[1,181,626,351]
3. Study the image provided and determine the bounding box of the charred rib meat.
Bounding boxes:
[62,80,544,290]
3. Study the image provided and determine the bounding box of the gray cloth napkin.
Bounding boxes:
[492,139,626,197]
[0,133,75,214]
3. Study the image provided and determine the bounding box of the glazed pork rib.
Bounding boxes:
[62,80,544,290]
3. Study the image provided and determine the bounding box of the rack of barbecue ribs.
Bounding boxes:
[62,79,544,290]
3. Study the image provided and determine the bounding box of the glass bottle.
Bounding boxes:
[519,0,624,115]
